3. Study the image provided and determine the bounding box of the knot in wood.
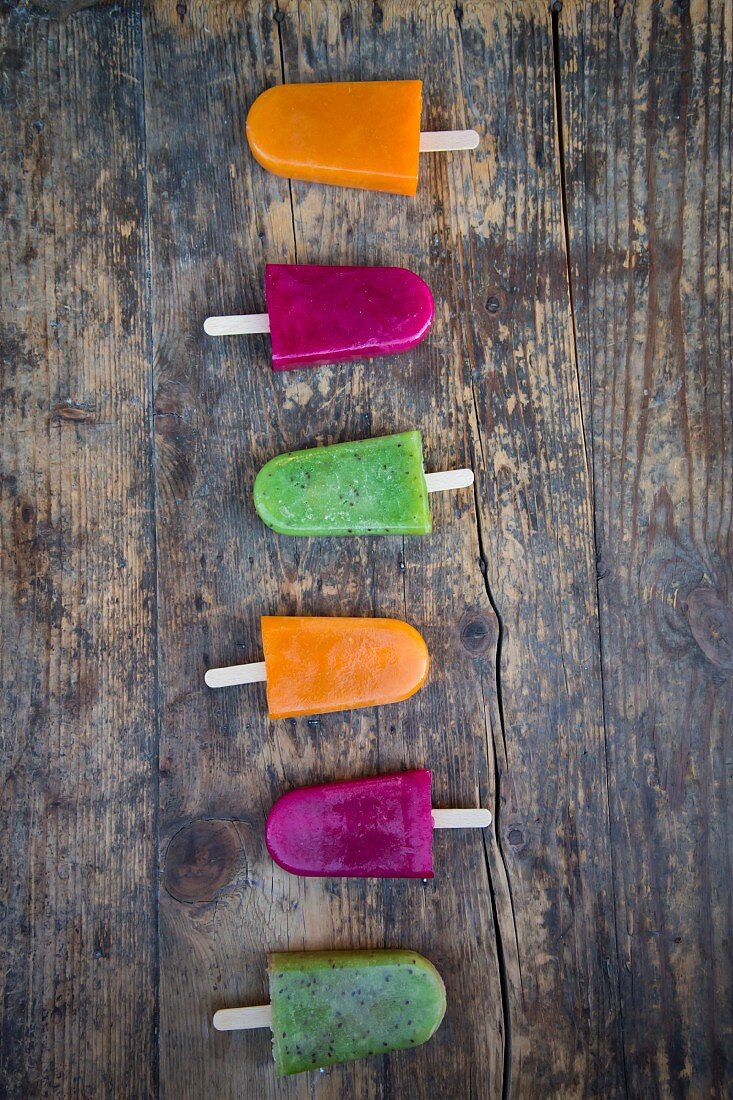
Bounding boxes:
[15,498,35,529]
[54,403,94,423]
[459,611,497,656]
[686,587,733,671]
[163,819,244,904]
[485,292,502,315]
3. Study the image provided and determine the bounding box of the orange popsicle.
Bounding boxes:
[246,80,422,195]
[261,616,429,717]
[204,616,429,717]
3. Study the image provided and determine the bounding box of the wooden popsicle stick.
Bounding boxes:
[205,661,267,689]
[213,1004,273,1031]
[204,312,270,337]
[432,808,492,828]
[425,468,474,493]
[419,129,480,152]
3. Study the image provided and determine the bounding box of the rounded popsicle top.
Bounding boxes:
[261,615,429,719]
[266,769,434,878]
[246,80,423,195]
[268,949,446,1075]
[264,263,434,371]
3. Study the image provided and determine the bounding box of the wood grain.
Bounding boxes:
[5,0,729,1095]
[0,5,158,1098]
[560,0,733,1095]
[452,3,624,1093]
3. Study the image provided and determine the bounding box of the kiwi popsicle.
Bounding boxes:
[254,431,432,536]
[213,949,447,1075]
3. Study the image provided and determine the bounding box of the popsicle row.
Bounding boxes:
[212,771,490,1074]
[208,79,483,1078]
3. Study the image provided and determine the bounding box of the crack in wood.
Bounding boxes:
[134,1,162,1093]
[273,0,298,264]
[470,455,514,1100]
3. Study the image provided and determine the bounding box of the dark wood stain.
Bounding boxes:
[0,4,158,1098]
[687,587,733,671]
[1,1,731,1097]
[562,0,733,1095]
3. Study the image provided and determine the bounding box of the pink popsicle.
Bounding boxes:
[264,263,434,371]
[266,770,434,878]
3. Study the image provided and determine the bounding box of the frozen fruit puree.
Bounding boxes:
[246,80,423,194]
[269,949,446,1074]
[266,770,434,878]
[264,264,434,370]
[261,615,429,719]
[254,431,432,536]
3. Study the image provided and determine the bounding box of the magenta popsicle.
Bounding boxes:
[266,770,434,877]
[204,263,434,371]
[265,264,434,370]
[265,770,491,879]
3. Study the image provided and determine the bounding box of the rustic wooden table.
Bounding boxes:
[1,1,731,1096]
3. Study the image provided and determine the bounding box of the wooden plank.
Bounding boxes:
[452,3,625,1093]
[560,0,733,1094]
[0,6,158,1098]
[143,1,504,1096]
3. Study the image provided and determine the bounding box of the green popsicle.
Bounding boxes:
[253,431,432,536]
[269,949,446,1075]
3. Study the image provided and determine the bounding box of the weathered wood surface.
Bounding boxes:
[0,5,158,1099]
[1,0,731,1097]
[560,1,733,1095]
[441,2,623,1093]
